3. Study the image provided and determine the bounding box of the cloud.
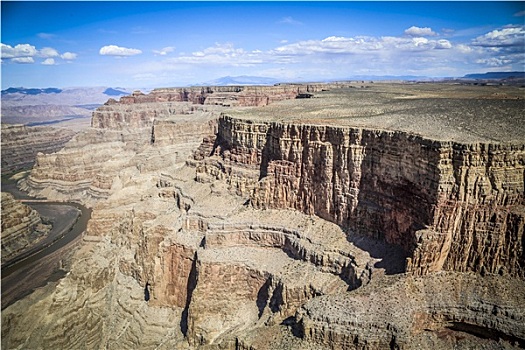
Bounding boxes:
[42,58,56,65]
[279,16,303,25]
[1,43,38,58]
[472,25,524,48]
[61,52,77,60]
[120,24,524,84]
[1,43,76,64]
[273,35,452,56]
[11,57,34,64]
[514,10,525,17]
[38,33,56,40]
[99,45,142,56]
[404,26,437,37]
[40,47,59,57]
[153,46,175,56]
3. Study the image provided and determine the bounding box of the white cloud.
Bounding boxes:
[1,43,76,64]
[1,43,37,58]
[475,57,512,67]
[435,39,452,49]
[117,24,524,84]
[11,57,34,64]
[40,47,59,57]
[404,26,437,37]
[153,46,175,56]
[61,52,77,60]
[99,45,142,56]
[472,25,524,47]
[42,58,56,65]
[38,33,56,40]
[279,16,303,25]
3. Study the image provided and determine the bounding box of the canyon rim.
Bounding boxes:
[2,82,524,349]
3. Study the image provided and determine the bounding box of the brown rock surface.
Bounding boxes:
[1,124,77,174]
[3,83,524,350]
[1,192,50,264]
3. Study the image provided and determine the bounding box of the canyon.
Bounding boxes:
[2,83,524,349]
[1,124,77,174]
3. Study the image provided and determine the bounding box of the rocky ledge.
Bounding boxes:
[1,124,77,174]
[1,192,51,264]
[3,83,524,350]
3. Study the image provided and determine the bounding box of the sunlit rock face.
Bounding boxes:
[3,83,524,350]
[1,124,77,174]
[1,192,51,264]
[204,116,525,278]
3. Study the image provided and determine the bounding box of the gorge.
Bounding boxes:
[2,82,524,349]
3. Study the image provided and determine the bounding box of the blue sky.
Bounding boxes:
[1,1,524,88]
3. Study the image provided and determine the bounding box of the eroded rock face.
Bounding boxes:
[1,124,77,174]
[3,84,524,350]
[1,192,50,264]
[298,272,525,349]
[200,116,525,279]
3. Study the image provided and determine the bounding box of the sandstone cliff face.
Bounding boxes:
[102,84,350,109]
[4,84,524,350]
[23,104,218,205]
[298,272,525,349]
[1,192,50,264]
[198,116,525,279]
[1,124,77,174]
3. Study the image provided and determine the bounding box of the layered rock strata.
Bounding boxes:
[4,83,524,350]
[198,116,524,278]
[1,124,77,174]
[102,84,351,108]
[297,272,525,349]
[22,104,219,205]
[1,192,51,264]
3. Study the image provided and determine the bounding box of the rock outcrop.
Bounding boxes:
[1,192,51,264]
[200,116,525,279]
[1,124,77,174]
[3,83,524,350]
[298,272,525,349]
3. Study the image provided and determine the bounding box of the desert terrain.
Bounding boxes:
[1,82,524,349]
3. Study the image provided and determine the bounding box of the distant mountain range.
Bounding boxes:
[462,71,525,80]
[1,86,133,126]
[200,72,525,86]
[201,76,280,86]
[1,86,129,100]
[1,87,64,95]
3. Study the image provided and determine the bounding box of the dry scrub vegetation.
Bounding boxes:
[226,83,525,143]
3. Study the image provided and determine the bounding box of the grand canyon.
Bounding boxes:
[2,82,524,349]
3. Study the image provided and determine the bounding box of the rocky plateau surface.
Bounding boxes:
[2,83,524,349]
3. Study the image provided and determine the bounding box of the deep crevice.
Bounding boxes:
[180,252,198,337]
[446,322,525,347]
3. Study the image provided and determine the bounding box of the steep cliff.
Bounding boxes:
[197,93,525,279]
[4,83,524,350]
[1,192,51,264]
[1,124,77,174]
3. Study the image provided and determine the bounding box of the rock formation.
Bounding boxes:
[1,124,77,174]
[3,83,524,350]
[1,192,51,264]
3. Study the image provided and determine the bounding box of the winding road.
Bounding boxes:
[1,178,91,309]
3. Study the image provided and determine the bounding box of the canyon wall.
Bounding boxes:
[1,124,77,174]
[198,116,525,278]
[5,84,524,350]
[1,192,50,264]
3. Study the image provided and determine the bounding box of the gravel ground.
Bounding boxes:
[226,83,525,143]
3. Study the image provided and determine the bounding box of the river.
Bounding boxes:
[1,173,92,309]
